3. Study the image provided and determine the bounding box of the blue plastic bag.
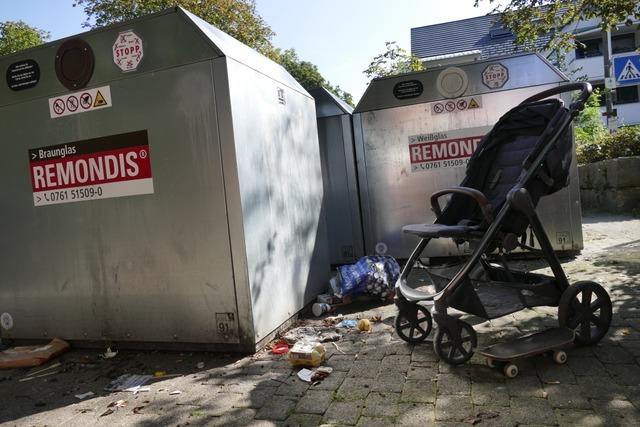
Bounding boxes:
[336,256,400,298]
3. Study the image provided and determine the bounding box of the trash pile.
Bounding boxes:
[312,255,400,317]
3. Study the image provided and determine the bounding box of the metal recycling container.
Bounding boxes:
[0,7,329,352]
[310,87,364,265]
[353,53,583,259]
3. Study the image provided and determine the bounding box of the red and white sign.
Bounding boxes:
[48,85,112,119]
[482,63,509,89]
[113,30,144,72]
[408,126,492,172]
[29,131,153,206]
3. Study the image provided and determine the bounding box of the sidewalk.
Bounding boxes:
[1,213,639,426]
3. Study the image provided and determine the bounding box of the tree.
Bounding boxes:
[73,0,275,55]
[73,0,352,104]
[475,1,640,53]
[278,49,353,105]
[574,88,607,146]
[364,41,425,80]
[0,21,49,56]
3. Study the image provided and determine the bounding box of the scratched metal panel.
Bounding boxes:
[353,53,583,259]
[0,61,240,344]
[225,58,330,343]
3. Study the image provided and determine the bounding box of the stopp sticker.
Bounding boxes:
[408,126,492,172]
[29,130,154,207]
[113,30,143,72]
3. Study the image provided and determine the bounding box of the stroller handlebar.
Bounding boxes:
[520,82,592,114]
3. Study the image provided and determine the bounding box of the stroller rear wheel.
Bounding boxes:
[395,304,433,343]
[559,281,612,345]
[433,319,477,365]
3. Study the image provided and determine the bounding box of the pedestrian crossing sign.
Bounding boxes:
[614,53,640,86]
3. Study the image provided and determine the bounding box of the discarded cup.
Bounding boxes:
[312,303,332,317]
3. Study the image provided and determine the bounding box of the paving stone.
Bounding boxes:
[591,399,639,422]
[355,415,395,426]
[357,346,386,361]
[510,397,556,425]
[506,374,545,398]
[209,408,260,426]
[567,356,607,376]
[294,390,333,415]
[337,377,374,401]
[323,400,363,425]
[554,409,606,427]
[436,373,471,396]
[362,392,400,417]
[535,359,577,385]
[400,379,436,403]
[327,354,357,371]
[255,396,298,421]
[575,375,629,399]
[380,354,411,372]
[348,359,381,379]
[282,413,323,427]
[604,363,640,386]
[385,342,414,356]
[434,395,473,421]
[411,348,438,366]
[275,376,310,397]
[372,371,406,393]
[406,364,437,380]
[313,369,347,391]
[470,381,509,406]
[543,384,591,409]
[593,346,635,364]
[232,387,274,409]
[397,402,435,425]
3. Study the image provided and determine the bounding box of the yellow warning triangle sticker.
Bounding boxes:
[468,98,480,109]
[94,90,108,107]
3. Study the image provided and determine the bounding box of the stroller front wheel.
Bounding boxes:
[395,304,433,343]
[558,281,612,345]
[433,319,477,365]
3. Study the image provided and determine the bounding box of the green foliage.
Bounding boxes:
[577,126,640,164]
[277,49,353,106]
[364,41,425,80]
[73,0,275,55]
[475,1,640,54]
[0,21,49,56]
[575,89,607,146]
[73,0,353,104]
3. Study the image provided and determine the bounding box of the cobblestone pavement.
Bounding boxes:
[1,213,639,426]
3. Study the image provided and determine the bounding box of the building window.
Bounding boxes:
[590,82,639,105]
[612,33,636,54]
[616,85,639,104]
[575,34,638,58]
[575,38,602,58]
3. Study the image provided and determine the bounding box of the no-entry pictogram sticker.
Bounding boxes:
[80,92,93,109]
[52,99,65,115]
[66,95,79,112]
[48,86,112,119]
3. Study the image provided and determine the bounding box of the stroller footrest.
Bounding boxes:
[398,279,436,302]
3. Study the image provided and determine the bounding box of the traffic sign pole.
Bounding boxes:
[602,30,617,132]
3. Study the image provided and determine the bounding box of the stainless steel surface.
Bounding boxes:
[353,53,583,258]
[0,8,328,350]
[311,87,364,265]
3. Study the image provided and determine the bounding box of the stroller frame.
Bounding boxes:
[394,83,613,365]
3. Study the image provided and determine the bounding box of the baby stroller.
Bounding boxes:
[394,83,612,370]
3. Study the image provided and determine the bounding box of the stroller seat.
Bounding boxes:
[403,222,484,239]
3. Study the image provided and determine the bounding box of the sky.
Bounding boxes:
[1,0,499,102]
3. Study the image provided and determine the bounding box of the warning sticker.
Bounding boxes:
[431,95,483,115]
[408,126,492,172]
[29,130,154,207]
[48,85,112,119]
[113,30,144,72]
[482,63,509,89]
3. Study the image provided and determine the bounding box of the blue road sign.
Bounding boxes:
[613,53,640,86]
